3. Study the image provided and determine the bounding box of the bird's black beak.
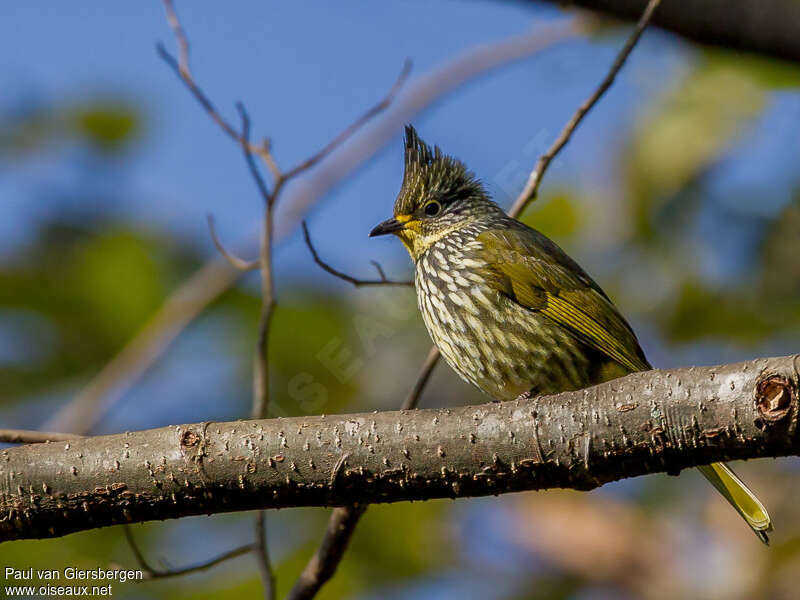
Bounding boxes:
[369,217,406,237]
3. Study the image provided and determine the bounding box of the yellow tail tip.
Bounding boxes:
[697,462,772,545]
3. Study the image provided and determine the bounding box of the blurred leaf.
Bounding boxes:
[626,61,765,239]
[662,279,770,344]
[703,48,800,90]
[67,228,169,346]
[0,220,195,403]
[520,190,582,238]
[0,107,52,155]
[759,196,800,300]
[0,99,139,157]
[70,104,139,152]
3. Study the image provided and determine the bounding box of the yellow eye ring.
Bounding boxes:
[423,201,441,217]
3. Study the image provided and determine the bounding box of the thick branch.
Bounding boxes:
[534,0,800,62]
[2,354,797,543]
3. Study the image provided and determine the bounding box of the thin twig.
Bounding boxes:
[0,429,81,444]
[124,525,254,581]
[285,505,367,600]
[236,103,277,205]
[287,7,660,599]
[162,0,191,78]
[282,60,412,182]
[402,346,441,411]
[238,106,279,600]
[158,1,265,156]
[253,512,276,598]
[370,261,388,281]
[207,214,259,271]
[302,222,412,287]
[508,0,662,218]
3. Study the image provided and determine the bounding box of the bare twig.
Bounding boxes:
[240,106,278,600]
[158,1,265,156]
[285,505,368,600]
[370,261,388,281]
[159,1,411,187]
[282,60,412,182]
[0,429,80,444]
[240,114,277,421]
[124,525,254,581]
[508,0,662,218]
[302,222,412,287]
[253,512,276,598]
[236,103,276,205]
[402,346,441,411]
[207,214,259,271]
[161,0,191,77]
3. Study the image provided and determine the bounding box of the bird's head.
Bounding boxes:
[370,125,499,260]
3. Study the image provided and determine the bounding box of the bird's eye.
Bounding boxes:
[423,201,441,217]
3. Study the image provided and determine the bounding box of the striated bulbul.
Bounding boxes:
[370,125,772,543]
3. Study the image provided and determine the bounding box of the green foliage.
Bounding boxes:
[0,100,139,156]
[519,190,582,239]
[71,104,139,152]
[703,48,800,90]
[625,59,765,239]
[0,222,191,402]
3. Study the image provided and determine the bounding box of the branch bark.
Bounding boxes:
[1,354,797,543]
[534,0,800,62]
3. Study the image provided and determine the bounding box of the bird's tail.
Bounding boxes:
[697,462,772,545]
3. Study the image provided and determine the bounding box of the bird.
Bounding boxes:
[369,124,772,544]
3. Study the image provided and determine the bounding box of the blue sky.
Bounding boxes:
[0,1,679,263]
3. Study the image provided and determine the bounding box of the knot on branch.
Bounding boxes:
[754,373,798,432]
[180,429,200,448]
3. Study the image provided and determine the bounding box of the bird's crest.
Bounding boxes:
[394,125,480,215]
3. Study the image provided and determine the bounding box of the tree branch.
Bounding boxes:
[533,0,800,62]
[285,345,441,600]
[285,504,367,600]
[301,222,412,287]
[508,0,661,217]
[2,354,797,543]
[207,214,259,271]
[123,524,254,581]
[0,430,80,444]
[236,103,279,600]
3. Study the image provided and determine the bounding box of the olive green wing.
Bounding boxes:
[477,227,774,542]
[476,226,650,373]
